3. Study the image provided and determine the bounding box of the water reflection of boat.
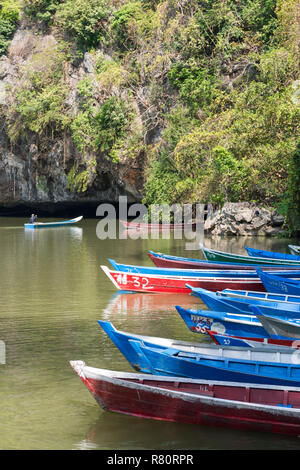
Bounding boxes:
[102,292,201,318]
[24,226,83,241]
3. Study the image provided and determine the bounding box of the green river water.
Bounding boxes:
[1,217,300,450]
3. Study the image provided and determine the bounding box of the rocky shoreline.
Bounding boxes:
[204,202,285,237]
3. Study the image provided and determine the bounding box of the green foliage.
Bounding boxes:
[110,1,153,51]
[7,43,70,141]
[24,0,61,25]
[55,0,111,50]
[168,61,220,113]
[71,81,134,159]
[67,160,96,193]
[0,0,21,56]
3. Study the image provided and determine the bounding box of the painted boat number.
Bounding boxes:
[116,274,152,289]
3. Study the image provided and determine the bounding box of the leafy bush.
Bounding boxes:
[55,0,111,50]
[0,0,21,56]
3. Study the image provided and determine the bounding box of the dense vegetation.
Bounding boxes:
[1,0,300,231]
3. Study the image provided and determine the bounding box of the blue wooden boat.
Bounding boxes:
[205,330,299,349]
[256,268,300,295]
[245,246,300,262]
[220,289,300,304]
[97,320,297,375]
[128,340,300,386]
[175,306,270,339]
[108,259,300,280]
[187,285,300,318]
[24,215,83,229]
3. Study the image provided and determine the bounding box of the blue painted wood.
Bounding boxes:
[175,305,269,339]
[97,321,300,387]
[187,285,300,318]
[132,341,300,386]
[221,289,300,303]
[245,246,300,261]
[257,268,300,295]
[108,259,300,280]
[24,216,83,229]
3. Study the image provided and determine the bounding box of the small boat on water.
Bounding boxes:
[219,289,300,304]
[107,259,300,279]
[245,246,300,262]
[200,244,300,266]
[176,306,269,339]
[289,245,300,255]
[207,330,300,349]
[24,215,83,229]
[257,268,300,296]
[187,285,300,318]
[97,320,300,379]
[128,338,300,387]
[120,220,196,230]
[70,360,300,436]
[148,250,300,271]
[101,265,266,294]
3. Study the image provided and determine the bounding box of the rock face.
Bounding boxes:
[204,202,285,236]
[0,28,146,215]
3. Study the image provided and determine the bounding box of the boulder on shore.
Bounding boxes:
[204,202,285,236]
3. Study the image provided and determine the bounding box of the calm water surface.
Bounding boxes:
[1,217,300,450]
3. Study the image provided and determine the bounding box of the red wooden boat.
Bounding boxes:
[120,220,196,230]
[101,265,266,294]
[148,251,300,271]
[70,361,300,436]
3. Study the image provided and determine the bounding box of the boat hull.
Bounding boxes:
[245,246,300,262]
[101,266,266,294]
[70,361,300,436]
[208,331,299,349]
[24,216,83,229]
[257,269,300,296]
[188,286,300,318]
[98,321,300,376]
[201,245,300,266]
[120,220,196,230]
[135,342,300,387]
[176,306,268,339]
[148,251,300,271]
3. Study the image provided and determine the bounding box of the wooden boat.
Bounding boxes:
[98,320,300,379]
[245,246,300,262]
[119,220,196,230]
[24,215,83,229]
[220,289,300,304]
[108,259,300,279]
[257,268,300,295]
[187,285,300,318]
[148,250,300,272]
[207,330,299,349]
[129,339,300,387]
[176,306,269,339]
[200,244,300,266]
[70,361,300,436]
[289,245,300,255]
[101,265,266,294]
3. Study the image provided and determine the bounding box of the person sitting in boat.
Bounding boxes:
[29,214,38,224]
